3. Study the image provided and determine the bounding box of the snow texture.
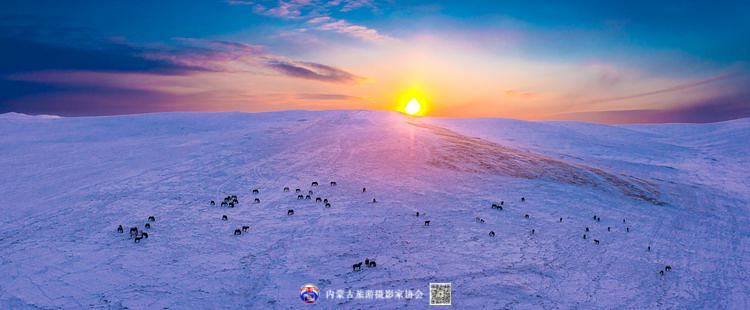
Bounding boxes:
[1,111,748,309]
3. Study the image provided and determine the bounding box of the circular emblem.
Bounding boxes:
[300,284,320,304]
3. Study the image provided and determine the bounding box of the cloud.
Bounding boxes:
[265,59,363,83]
[0,35,198,76]
[587,70,744,105]
[307,16,332,24]
[226,0,392,42]
[554,91,750,124]
[316,19,392,42]
[296,93,361,100]
[504,89,541,100]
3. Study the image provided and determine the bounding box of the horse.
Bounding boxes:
[352,262,362,271]
[531,229,535,234]
[221,201,228,207]
[252,189,259,194]
[234,229,242,235]
[330,181,337,186]
[316,197,322,203]
[284,187,290,192]
[489,231,496,237]
[228,202,235,208]
[479,218,485,224]
[295,188,301,193]
[369,261,376,267]
[222,215,228,221]
[148,216,155,222]
[608,227,611,232]
[129,227,138,237]
[365,258,370,265]
[559,217,563,222]
[372,198,377,203]
[424,221,430,226]
[583,234,587,239]
[362,187,366,192]
[117,225,124,233]
[242,225,250,232]
[524,214,529,219]
[627,227,630,232]
[648,246,651,251]
[491,203,499,209]
[134,235,143,243]
[145,223,151,229]
[305,195,311,200]
[521,197,525,202]
[325,203,331,208]
[586,227,589,232]
[232,198,238,204]
[597,217,600,222]
[141,232,148,239]
[210,200,215,206]
[297,195,304,200]
[665,265,672,272]
[254,198,260,203]
[288,209,294,215]
[594,239,600,245]
[308,190,313,195]
[312,181,319,186]
[660,270,664,276]
[323,198,329,204]
[416,211,419,217]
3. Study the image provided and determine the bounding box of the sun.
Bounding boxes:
[404,98,421,115]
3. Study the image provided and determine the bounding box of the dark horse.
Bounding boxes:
[288,209,294,215]
[283,187,290,192]
[253,189,259,194]
[234,229,242,235]
[489,231,495,237]
[222,215,228,221]
[117,225,124,233]
[148,216,156,222]
[352,262,362,271]
[242,225,250,232]
[424,220,431,226]
[312,181,318,186]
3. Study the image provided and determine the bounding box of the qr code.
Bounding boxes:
[430,283,451,305]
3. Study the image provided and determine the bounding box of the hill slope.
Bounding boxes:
[1,111,748,309]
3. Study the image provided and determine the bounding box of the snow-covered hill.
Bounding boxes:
[0,111,748,309]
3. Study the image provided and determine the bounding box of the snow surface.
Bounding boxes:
[0,111,748,309]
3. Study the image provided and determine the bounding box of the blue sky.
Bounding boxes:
[1,0,748,122]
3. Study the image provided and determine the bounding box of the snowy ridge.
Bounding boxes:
[0,111,748,309]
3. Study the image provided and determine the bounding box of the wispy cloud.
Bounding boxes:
[316,19,392,42]
[226,0,392,42]
[587,70,744,105]
[297,93,361,100]
[265,59,363,83]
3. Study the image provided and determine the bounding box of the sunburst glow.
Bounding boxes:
[404,98,421,115]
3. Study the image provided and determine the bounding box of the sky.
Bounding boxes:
[1,0,748,123]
